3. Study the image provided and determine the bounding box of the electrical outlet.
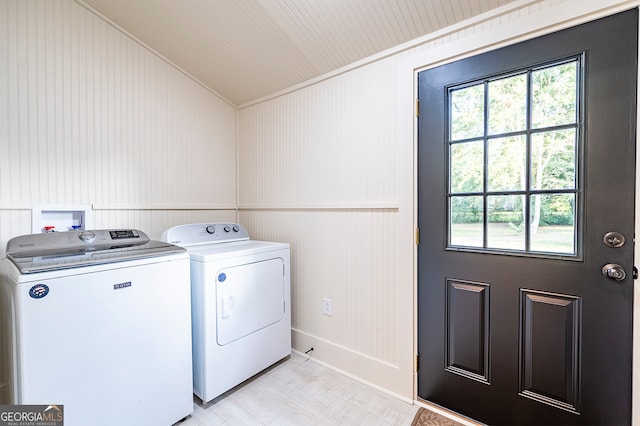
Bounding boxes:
[323,298,333,316]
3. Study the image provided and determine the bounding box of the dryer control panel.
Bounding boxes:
[161,223,250,247]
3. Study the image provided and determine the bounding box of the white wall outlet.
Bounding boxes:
[323,298,333,316]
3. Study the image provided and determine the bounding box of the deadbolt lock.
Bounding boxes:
[603,232,626,248]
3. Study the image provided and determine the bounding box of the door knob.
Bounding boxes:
[602,263,626,281]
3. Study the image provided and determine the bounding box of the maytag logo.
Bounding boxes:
[113,281,132,290]
[0,404,64,426]
[29,284,49,299]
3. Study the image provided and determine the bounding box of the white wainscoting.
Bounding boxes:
[237,52,414,397]
[0,0,236,255]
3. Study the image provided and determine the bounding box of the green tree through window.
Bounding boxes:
[448,58,579,255]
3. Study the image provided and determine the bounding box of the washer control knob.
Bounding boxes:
[224,225,231,232]
[205,225,215,234]
[232,225,240,232]
[79,230,96,242]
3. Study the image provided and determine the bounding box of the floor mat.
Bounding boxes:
[411,407,465,426]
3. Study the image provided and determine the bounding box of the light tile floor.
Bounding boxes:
[178,352,419,425]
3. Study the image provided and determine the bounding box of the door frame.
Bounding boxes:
[399,0,640,423]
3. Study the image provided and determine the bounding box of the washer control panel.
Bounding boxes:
[6,229,149,254]
[161,223,249,247]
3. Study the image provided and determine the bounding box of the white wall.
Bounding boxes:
[237,55,414,399]
[238,0,640,407]
[0,0,237,258]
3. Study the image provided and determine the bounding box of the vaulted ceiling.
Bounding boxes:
[79,0,519,106]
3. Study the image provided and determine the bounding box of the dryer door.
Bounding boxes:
[216,258,285,345]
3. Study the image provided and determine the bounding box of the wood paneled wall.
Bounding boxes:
[237,55,414,398]
[0,0,237,256]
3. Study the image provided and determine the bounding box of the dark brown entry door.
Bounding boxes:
[417,10,637,425]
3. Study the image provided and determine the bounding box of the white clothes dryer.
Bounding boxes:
[161,223,291,403]
[0,229,193,426]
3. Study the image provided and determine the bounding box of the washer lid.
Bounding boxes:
[5,229,185,273]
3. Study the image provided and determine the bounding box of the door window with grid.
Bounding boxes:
[448,57,581,256]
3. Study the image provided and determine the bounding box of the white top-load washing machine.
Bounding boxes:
[0,229,193,426]
[161,223,291,403]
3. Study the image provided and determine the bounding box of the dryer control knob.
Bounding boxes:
[232,225,240,232]
[205,225,215,234]
[79,230,96,242]
[224,225,231,232]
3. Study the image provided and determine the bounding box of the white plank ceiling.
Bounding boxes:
[79,0,519,106]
